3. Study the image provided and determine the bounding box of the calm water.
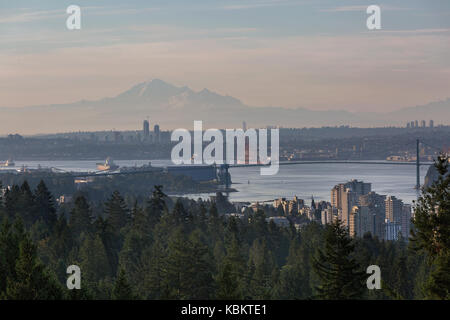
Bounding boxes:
[228,163,427,205]
[1,160,428,205]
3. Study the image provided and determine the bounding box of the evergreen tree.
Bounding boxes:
[50,214,74,263]
[146,185,167,227]
[207,202,224,244]
[18,181,35,227]
[274,236,312,299]
[247,238,276,299]
[79,234,112,283]
[0,181,4,221]
[143,236,167,299]
[391,251,413,299]
[1,219,64,299]
[216,262,241,299]
[216,236,247,299]
[95,216,120,277]
[161,228,215,299]
[172,199,194,232]
[69,196,93,237]
[249,209,268,240]
[411,154,450,299]
[313,220,366,299]
[187,230,216,299]
[4,185,21,221]
[224,216,241,247]
[112,268,136,300]
[34,180,57,229]
[104,190,129,233]
[131,201,151,239]
[0,219,23,294]
[118,229,147,290]
[196,202,208,231]
[67,286,94,300]
[425,252,450,299]
[161,228,191,299]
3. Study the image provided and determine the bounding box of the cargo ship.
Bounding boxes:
[119,162,163,173]
[0,159,15,167]
[96,157,119,171]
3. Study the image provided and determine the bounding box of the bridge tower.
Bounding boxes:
[224,164,230,190]
[217,164,230,190]
[416,139,420,190]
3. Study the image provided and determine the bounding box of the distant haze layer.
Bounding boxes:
[1,79,449,135]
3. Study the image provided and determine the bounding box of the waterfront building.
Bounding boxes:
[384,219,402,241]
[321,206,338,225]
[385,195,403,223]
[349,205,376,238]
[401,204,412,239]
[345,179,372,197]
[153,124,160,142]
[331,179,371,227]
[359,192,386,238]
[143,120,150,139]
[267,216,290,227]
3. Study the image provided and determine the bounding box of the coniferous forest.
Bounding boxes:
[0,156,448,300]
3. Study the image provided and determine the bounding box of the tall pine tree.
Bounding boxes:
[411,154,450,299]
[112,268,136,300]
[69,195,93,237]
[104,190,129,233]
[146,185,167,227]
[34,180,57,230]
[313,220,366,299]
[1,219,64,300]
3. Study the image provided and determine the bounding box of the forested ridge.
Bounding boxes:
[0,156,448,300]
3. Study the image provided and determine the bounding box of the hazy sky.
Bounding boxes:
[1,0,450,112]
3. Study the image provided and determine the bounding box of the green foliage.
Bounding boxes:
[34,180,57,230]
[0,176,445,300]
[313,220,366,299]
[79,234,112,283]
[0,171,217,203]
[0,181,4,221]
[425,252,450,299]
[411,154,450,299]
[104,191,129,233]
[0,219,64,300]
[69,195,93,236]
[146,185,167,227]
[161,228,215,299]
[412,154,450,258]
[247,238,277,299]
[112,268,137,300]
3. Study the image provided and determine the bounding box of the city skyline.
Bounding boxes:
[0,0,449,303]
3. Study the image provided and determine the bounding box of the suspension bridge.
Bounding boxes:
[1,139,443,191]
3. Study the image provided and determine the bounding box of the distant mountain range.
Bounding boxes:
[1,79,449,134]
